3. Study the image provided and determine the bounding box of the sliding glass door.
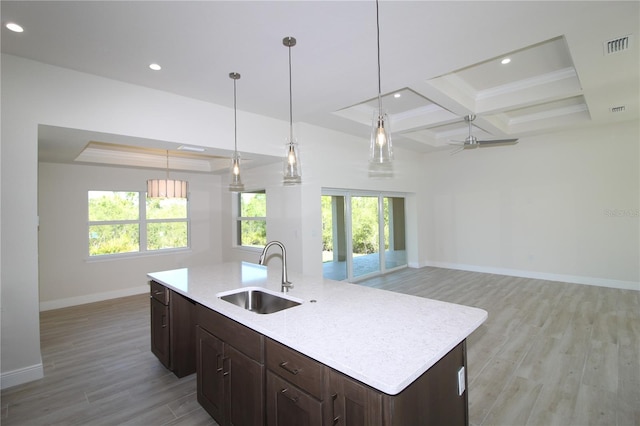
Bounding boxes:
[384,197,407,270]
[351,195,380,278]
[322,190,406,281]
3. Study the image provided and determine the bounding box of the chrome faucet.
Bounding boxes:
[258,241,293,292]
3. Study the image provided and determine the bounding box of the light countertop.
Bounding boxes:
[148,262,487,395]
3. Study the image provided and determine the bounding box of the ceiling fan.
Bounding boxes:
[449,114,518,154]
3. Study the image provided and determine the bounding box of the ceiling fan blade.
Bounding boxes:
[477,138,519,147]
[450,146,465,155]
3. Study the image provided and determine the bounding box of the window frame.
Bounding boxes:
[234,189,267,250]
[87,190,191,259]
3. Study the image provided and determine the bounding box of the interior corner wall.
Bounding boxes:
[37,162,221,310]
[0,53,288,388]
[420,121,640,289]
[219,159,308,271]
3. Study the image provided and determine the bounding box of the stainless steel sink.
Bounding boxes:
[217,287,302,314]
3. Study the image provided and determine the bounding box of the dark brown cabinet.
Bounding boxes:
[266,371,323,426]
[327,341,468,426]
[155,286,470,426]
[150,284,170,368]
[265,338,324,426]
[377,340,468,426]
[327,370,382,426]
[196,304,265,426]
[195,325,225,421]
[149,281,196,378]
[264,337,469,426]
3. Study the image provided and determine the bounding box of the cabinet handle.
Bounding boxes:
[161,315,167,328]
[280,388,299,403]
[279,361,300,375]
[216,354,223,373]
[331,393,340,425]
[222,357,230,377]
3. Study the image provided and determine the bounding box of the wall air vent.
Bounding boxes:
[610,106,626,113]
[604,35,631,55]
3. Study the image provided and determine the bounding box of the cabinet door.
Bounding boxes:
[196,326,225,425]
[150,297,170,368]
[226,344,265,426]
[327,370,382,426]
[170,290,196,377]
[266,371,323,426]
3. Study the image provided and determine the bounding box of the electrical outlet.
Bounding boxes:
[457,366,466,396]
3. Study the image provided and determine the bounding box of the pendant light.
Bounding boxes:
[282,36,302,185]
[228,72,245,192]
[147,150,188,198]
[369,0,393,165]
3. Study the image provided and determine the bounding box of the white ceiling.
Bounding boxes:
[2,1,638,170]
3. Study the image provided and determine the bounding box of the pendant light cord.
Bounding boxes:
[288,41,294,142]
[233,77,238,152]
[376,0,382,113]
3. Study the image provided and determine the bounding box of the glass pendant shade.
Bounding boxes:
[228,72,244,192]
[147,150,188,198]
[282,36,301,185]
[369,112,393,164]
[283,138,301,185]
[369,0,393,168]
[229,153,244,192]
[147,178,188,198]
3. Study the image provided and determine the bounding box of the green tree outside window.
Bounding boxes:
[88,191,189,256]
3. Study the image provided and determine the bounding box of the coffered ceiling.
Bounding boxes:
[2,1,638,170]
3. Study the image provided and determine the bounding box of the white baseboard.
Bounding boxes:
[1,363,44,390]
[39,285,150,311]
[416,261,640,291]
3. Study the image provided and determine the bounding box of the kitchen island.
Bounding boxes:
[148,262,487,425]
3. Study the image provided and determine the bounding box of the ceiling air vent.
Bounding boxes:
[604,35,631,55]
[610,105,626,113]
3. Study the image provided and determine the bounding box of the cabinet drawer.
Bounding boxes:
[266,338,324,400]
[150,281,169,305]
[196,304,263,362]
[266,370,323,426]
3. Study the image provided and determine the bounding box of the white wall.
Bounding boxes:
[37,162,221,310]
[420,121,639,288]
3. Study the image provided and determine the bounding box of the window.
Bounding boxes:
[88,191,189,257]
[235,190,266,248]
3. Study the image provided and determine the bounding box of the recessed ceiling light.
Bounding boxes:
[393,93,401,98]
[501,58,511,65]
[6,22,24,33]
[149,63,162,71]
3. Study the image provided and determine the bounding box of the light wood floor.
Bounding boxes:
[359,268,640,426]
[2,267,638,425]
[1,294,216,426]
